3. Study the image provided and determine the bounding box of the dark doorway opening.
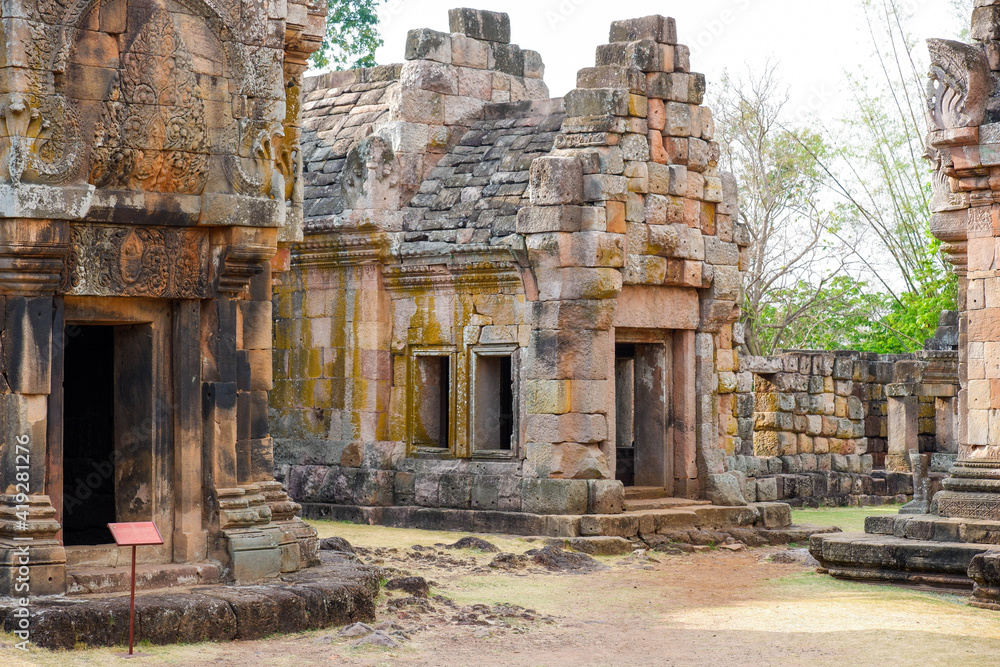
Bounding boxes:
[62,325,116,546]
[615,344,636,486]
[414,355,451,448]
[615,339,673,491]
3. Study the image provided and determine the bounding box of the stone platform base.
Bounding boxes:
[301,500,841,546]
[810,513,1000,593]
[0,553,377,650]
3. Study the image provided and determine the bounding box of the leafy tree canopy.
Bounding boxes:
[311,0,385,71]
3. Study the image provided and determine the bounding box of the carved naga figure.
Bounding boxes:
[341,135,400,212]
[926,38,990,132]
[924,39,992,272]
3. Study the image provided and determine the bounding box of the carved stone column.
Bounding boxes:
[0,218,69,596]
[925,33,1000,518]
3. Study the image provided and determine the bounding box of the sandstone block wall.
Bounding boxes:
[725,340,959,506]
[274,10,752,517]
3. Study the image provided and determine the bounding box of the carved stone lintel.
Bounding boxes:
[59,224,210,298]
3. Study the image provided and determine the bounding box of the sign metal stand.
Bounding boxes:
[107,521,164,658]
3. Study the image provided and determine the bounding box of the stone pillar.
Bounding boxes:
[206,232,282,581]
[886,391,919,472]
[171,299,208,563]
[0,219,69,596]
[520,155,620,512]
[925,20,1000,518]
[936,396,959,454]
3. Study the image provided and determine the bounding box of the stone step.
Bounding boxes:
[623,496,711,511]
[809,531,1000,588]
[66,563,221,596]
[865,514,1000,545]
[624,486,672,500]
[303,502,792,539]
[580,503,792,538]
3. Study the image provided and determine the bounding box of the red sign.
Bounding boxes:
[108,521,163,546]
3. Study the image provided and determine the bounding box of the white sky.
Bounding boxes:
[373,0,970,122]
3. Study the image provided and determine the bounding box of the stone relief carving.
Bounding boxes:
[60,224,210,297]
[927,146,968,213]
[0,17,83,186]
[89,7,210,194]
[223,119,284,197]
[3,0,283,198]
[926,38,990,131]
[342,135,400,211]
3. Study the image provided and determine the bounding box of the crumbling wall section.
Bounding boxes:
[729,345,958,507]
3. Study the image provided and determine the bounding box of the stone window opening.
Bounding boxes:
[409,351,455,452]
[471,346,519,456]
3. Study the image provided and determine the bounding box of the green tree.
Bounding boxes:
[809,0,961,352]
[714,63,866,355]
[311,0,385,71]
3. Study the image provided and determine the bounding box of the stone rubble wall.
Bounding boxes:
[725,347,959,507]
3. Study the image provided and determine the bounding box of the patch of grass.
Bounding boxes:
[305,519,537,554]
[791,503,905,532]
[770,568,964,602]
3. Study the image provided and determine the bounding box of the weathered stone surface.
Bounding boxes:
[447,536,501,552]
[0,559,376,649]
[527,546,609,572]
[320,536,355,553]
[406,28,453,62]
[609,16,678,45]
[529,157,584,205]
[707,473,747,506]
[385,576,430,597]
[449,8,512,43]
[545,536,634,555]
[521,478,589,515]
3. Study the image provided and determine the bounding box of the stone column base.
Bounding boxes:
[258,479,318,570]
[0,496,66,597]
[218,526,283,583]
[276,518,318,570]
[0,538,66,597]
[935,491,1000,520]
[937,460,1000,519]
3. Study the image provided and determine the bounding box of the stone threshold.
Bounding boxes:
[0,554,377,650]
[64,563,221,596]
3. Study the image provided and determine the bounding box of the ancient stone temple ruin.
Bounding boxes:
[812,1,1000,609]
[0,0,325,596]
[273,9,755,532]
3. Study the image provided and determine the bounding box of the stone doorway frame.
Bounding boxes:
[48,297,179,567]
[612,328,697,496]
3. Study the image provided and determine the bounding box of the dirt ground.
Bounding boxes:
[4,512,1000,667]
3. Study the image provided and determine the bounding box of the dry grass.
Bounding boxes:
[3,513,999,666]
